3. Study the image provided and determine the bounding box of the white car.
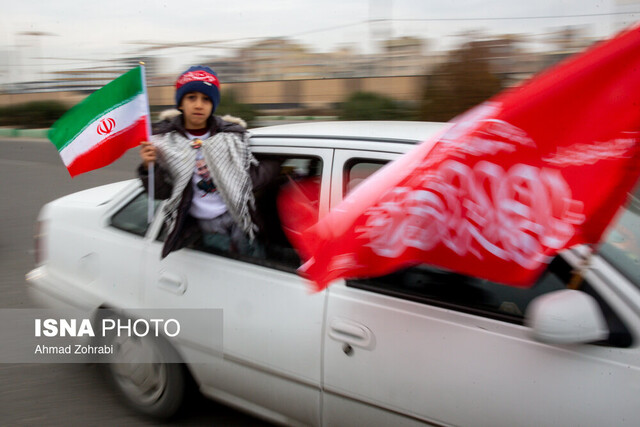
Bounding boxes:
[27,121,640,426]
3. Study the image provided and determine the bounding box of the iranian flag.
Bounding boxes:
[48,66,150,177]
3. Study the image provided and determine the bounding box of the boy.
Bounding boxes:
[138,65,278,257]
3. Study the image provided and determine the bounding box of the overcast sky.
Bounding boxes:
[1,0,639,83]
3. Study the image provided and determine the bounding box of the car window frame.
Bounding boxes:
[153,145,335,274]
[332,152,634,347]
[598,190,640,289]
[108,186,162,238]
[345,256,571,325]
[330,148,400,210]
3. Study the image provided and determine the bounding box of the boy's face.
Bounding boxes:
[180,91,213,130]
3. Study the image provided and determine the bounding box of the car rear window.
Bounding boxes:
[344,158,388,196]
[599,185,640,289]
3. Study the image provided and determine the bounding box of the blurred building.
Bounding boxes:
[0,30,609,112]
[2,56,162,93]
[465,35,543,87]
[324,46,379,78]
[378,36,429,76]
[200,36,430,83]
[202,57,246,83]
[540,26,596,70]
[614,0,640,32]
[237,38,319,81]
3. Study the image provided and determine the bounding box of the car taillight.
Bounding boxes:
[34,220,47,265]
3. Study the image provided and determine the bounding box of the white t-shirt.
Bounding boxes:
[186,131,228,220]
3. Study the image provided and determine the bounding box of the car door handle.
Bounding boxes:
[329,318,375,350]
[157,272,187,295]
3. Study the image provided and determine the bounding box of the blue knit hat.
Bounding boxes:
[175,65,221,113]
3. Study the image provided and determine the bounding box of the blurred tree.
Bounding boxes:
[216,90,257,127]
[339,91,407,120]
[419,38,504,122]
[0,101,68,129]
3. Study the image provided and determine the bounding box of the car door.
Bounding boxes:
[142,146,333,426]
[322,152,640,426]
[100,185,162,308]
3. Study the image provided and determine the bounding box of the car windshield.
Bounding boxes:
[599,183,640,289]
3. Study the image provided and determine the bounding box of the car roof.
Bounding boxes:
[249,121,450,144]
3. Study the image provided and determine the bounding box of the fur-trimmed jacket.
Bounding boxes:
[138,111,281,258]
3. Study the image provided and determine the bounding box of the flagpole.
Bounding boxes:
[140,62,155,224]
[567,243,596,290]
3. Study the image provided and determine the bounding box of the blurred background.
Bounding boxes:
[1,0,639,129]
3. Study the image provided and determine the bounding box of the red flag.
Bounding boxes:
[281,24,640,291]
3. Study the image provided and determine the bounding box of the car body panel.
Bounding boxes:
[323,281,640,426]
[143,239,325,425]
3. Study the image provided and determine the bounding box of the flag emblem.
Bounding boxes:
[97,118,116,135]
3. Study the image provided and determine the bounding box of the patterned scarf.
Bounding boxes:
[153,130,258,239]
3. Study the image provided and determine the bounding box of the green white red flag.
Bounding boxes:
[48,66,150,177]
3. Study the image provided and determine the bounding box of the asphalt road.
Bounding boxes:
[0,137,269,426]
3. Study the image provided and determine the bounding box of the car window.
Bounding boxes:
[599,184,640,289]
[178,154,323,272]
[348,256,632,347]
[342,157,566,321]
[343,159,634,347]
[344,158,388,196]
[110,191,161,236]
[349,257,567,321]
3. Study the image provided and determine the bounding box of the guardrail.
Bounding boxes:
[0,128,49,138]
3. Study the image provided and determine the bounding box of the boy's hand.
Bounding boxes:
[139,141,156,169]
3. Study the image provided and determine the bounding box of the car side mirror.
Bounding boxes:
[525,289,609,345]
